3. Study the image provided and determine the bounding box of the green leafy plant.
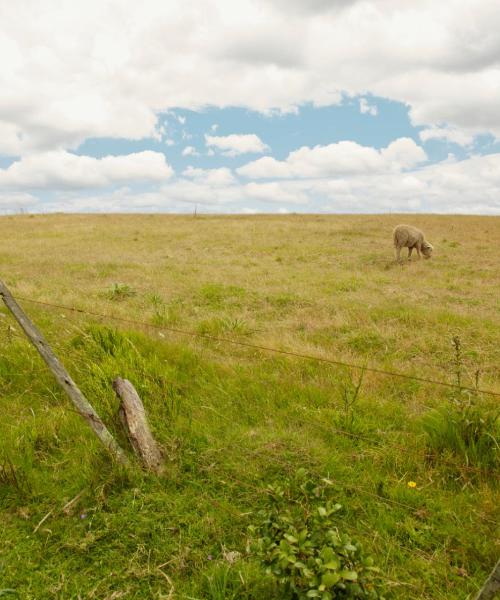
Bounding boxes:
[249,470,384,599]
[106,282,137,301]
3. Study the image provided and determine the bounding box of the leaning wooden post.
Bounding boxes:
[475,559,500,600]
[0,279,129,466]
[113,377,164,474]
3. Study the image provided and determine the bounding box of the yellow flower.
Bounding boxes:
[407,481,417,488]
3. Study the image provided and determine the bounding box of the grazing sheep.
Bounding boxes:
[393,224,433,262]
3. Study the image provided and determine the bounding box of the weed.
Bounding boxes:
[335,370,365,432]
[423,398,499,476]
[198,283,246,308]
[423,336,500,477]
[150,296,183,326]
[250,469,384,599]
[196,316,251,336]
[105,283,137,301]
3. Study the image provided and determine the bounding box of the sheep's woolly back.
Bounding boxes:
[393,224,425,248]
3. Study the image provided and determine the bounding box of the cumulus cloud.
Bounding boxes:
[0,151,173,189]
[205,133,269,156]
[1,0,499,157]
[30,151,500,215]
[0,191,37,211]
[359,98,378,116]
[182,166,236,186]
[1,0,499,215]
[237,138,427,179]
[182,146,199,157]
[380,138,428,170]
[419,126,475,147]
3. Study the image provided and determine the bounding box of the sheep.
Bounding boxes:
[393,224,433,262]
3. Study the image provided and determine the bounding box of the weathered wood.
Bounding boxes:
[113,377,164,473]
[0,279,129,466]
[475,559,500,600]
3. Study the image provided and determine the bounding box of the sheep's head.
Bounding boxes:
[422,242,433,259]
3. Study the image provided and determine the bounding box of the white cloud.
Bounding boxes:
[1,0,499,158]
[0,151,173,189]
[24,152,500,214]
[182,166,236,186]
[0,191,37,211]
[182,146,199,157]
[380,138,428,170]
[419,126,475,147]
[237,138,427,178]
[1,0,500,216]
[359,98,377,116]
[205,133,269,156]
[152,123,167,142]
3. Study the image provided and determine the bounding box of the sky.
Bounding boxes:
[1,0,500,214]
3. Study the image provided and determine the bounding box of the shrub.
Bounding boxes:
[249,470,384,600]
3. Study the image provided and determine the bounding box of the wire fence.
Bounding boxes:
[8,295,500,398]
[3,295,497,477]
[2,297,496,498]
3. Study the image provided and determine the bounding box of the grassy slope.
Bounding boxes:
[0,214,499,599]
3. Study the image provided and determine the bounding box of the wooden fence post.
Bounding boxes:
[475,559,500,600]
[113,377,164,474]
[0,279,129,466]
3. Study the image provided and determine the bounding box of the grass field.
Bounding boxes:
[0,214,499,599]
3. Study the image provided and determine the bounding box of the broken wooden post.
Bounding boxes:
[475,559,500,600]
[0,279,129,466]
[113,377,164,474]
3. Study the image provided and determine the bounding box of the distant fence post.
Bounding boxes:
[0,279,129,466]
[475,559,500,600]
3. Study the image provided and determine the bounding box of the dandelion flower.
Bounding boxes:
[407,481,417,488]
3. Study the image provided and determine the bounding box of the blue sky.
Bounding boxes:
[1,0,499,214]
[77,98,499,170]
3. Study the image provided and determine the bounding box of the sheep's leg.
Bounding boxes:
[396,246,402,262]
[408,247,413,260]
[416,242,422,259]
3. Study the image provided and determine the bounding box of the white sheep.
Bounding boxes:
[393,224,433,262]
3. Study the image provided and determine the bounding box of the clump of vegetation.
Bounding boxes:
[250,469,384,599]
[148,293,182,326]
[197,316,252,336]
[423,336,499,477]
[198,283,246,308]
[105,282,137,301]
[423,396,499,475]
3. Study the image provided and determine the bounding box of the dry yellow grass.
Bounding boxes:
[1,213,499,393]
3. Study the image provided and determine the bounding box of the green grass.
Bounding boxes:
[0,214,499,599]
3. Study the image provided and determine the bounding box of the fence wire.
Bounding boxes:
[11,295,500,398]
